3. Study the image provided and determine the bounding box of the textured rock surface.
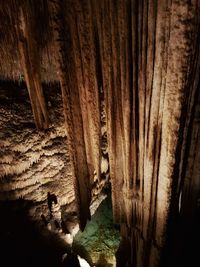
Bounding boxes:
[0,82,77,219]
[74,195,120,267]
[0,81,110,241]
[0,1,200,267]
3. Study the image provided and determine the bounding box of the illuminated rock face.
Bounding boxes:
[0,83,77,220]
[0,1,200,267]
[0,83,109,237]
[74,196,120,266]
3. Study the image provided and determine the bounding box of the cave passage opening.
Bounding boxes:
[73,191,120,267]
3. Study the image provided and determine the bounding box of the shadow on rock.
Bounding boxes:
[0,199,69,267]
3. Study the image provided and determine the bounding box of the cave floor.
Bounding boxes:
[0,200,68,267]
[73,195,120,267]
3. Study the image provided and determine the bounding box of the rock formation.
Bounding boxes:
[0,1,200,267]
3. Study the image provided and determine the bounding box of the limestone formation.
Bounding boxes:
[0,1,199,267]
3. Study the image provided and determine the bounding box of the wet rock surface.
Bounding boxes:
[73,195,120,267]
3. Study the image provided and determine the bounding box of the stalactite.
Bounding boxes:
[14,1,49,129]
[0,1,200,266]
[69,0,101,184]
[95,0,200,266]
[48,0,93,231]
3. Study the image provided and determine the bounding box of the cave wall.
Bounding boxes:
[0,83,77,219]
[0,1,200,267]
[0,81,109,236]
[181,90,200,222]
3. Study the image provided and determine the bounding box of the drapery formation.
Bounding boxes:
[0,0,200,266]
[94,1,200,266]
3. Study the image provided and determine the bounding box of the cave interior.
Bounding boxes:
[0,1,200,267]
